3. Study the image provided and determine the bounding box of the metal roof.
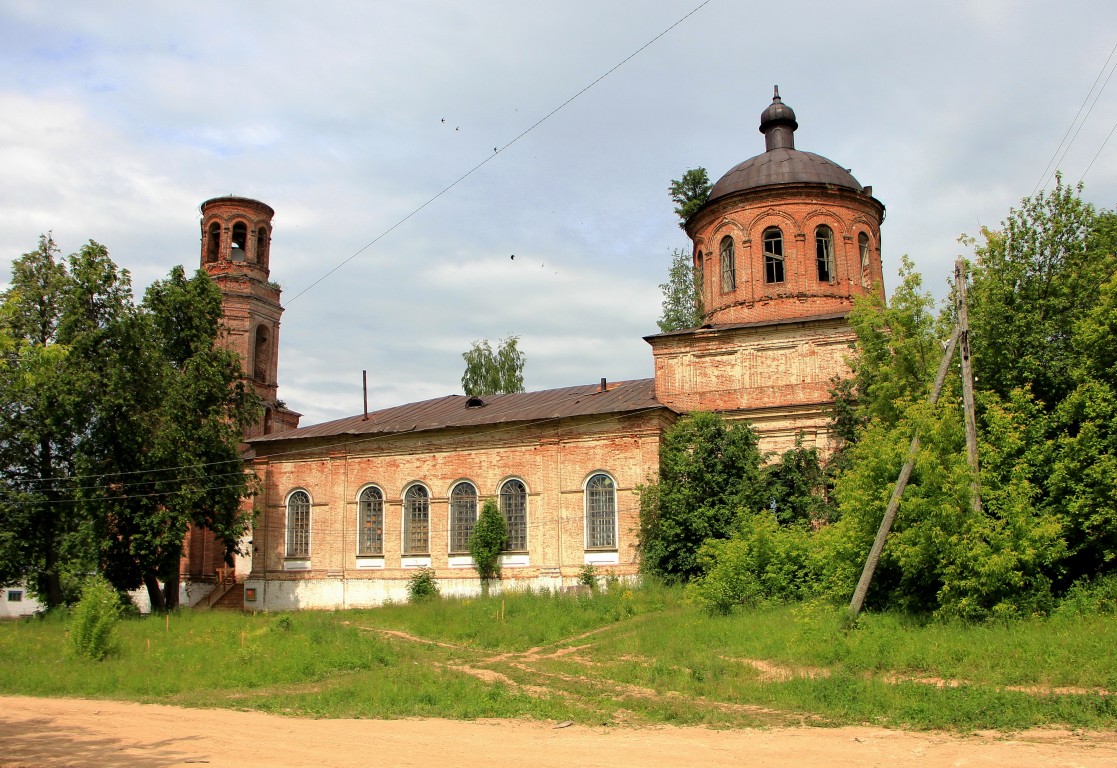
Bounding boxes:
[708,148,863,201]
[248,378,666,444]
[705,89,866,205]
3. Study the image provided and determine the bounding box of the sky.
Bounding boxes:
[2,1,1116,427]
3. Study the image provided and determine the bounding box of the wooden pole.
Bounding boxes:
[955,259,982,515]
[849,328,961,620]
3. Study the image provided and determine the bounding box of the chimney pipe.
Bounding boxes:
[599,377,607,392]
[362,370,369,420]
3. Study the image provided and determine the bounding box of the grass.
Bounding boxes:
[1,584,1115,731]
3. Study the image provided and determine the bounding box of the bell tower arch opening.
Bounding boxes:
[206,221,221,263]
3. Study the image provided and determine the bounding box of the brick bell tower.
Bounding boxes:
[199,196,300,439]
[180,197,301,592]
[645,88,886,454]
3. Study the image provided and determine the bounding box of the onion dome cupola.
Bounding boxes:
[686,87,886,327]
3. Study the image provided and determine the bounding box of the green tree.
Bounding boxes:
[965,179,1117,592]
[690,512,817,614]
[820,237,1086,618]
[1,237,260,612]
[0,235,92,608]
[638,412,765,582]
[469,498,507,596]
[75,262,259,611]
[968,175,1117,408]
[461,336,525,396]
[762,436,829,527]
[656,246,702,332]
[668,167,711,228]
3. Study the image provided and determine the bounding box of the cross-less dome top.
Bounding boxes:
[707,87,865,202]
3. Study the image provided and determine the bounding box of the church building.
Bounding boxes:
[196,90,886,610]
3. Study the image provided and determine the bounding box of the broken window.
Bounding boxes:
[719,236,736,292]
[859,232,871,286]
[816,225,835,282]
[763,227,784,284]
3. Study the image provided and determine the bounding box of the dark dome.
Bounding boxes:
[704,87,865,205]
[708,148,863,200]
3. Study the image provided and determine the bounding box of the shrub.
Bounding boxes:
[578,563,598,589]
[68,574,123,660]
[407,568,439,602]
[639,412,765,583]
[1056,574,1117,617]
[689,512,817,614]
[468,499,507,595]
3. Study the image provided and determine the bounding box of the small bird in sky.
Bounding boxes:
[441,118,445,123]
[510,254,515,260]
[455,126,460,131]
[494,147,498,153]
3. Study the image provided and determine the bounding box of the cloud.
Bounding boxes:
[3,0,1116,428]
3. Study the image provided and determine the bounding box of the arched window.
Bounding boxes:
[499,479,527,551]
[696,254,705,299]
[449,482,478,554]
[206,222,220,263]
[815,225,835,282]
[358,486,384,556]
[763,227,784,284]
[403,484,430,554]
[719,236,736,292]
[263,407,273,435]
[253,325,270,384]
[231,222,248,262]
[286,490,311,558]
[858,232,871,286]
[255,226,268,265]
[585,474,617,549]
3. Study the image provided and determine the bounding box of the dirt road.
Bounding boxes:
[3,695,1116,768]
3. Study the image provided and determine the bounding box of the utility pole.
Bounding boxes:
[849,261,984,620]
[848,329,960,620]
[955,260,982,514]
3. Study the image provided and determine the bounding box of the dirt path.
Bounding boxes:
[3,695,1116,768]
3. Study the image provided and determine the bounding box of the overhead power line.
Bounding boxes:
[285,0,713,305]
[1032,39,1117,197]
[0,405,664,505]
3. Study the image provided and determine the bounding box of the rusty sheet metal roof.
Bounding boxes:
[249,378,665,444]
[708,148,864,201]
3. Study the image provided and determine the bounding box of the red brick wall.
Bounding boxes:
[687,184,885,327]
[647,316,855,455]
[248,410,672,592]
